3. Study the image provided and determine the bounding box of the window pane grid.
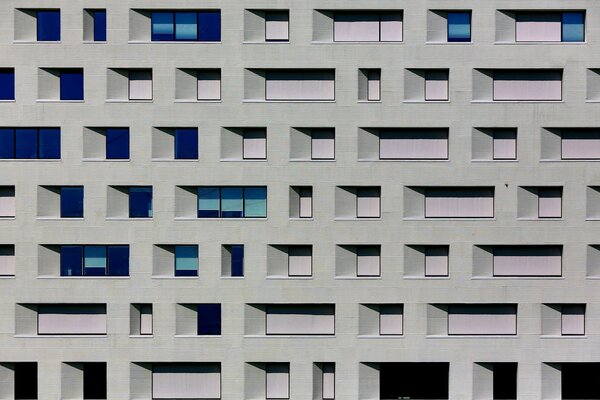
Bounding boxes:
[151,11,220,42]
[60,245,129,277]
[197,187,267,218]
[0,128,60,160]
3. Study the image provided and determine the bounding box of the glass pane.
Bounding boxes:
[38,128,61,159]
[106,128,129,159]
[129,187,152,218]
[60,186,84,218]
[562,12,585,42]
[0,69,15,100]
[37,10,61,41]
[175,246,198,276]
[231,245,244,277]
[221,188,243,218]
[197,304,221,335]
[107,245,129,276]
[174,128,198,159]
[151,12,174,41]
[15,128,38,159]
[198,11,221,41]
[244,187,267,217]
[175,12,198,40]
[84,246,106,276]
[60,246,83,276]
[60,70,84,100]
[0,128,14,159]
[93,10,107,41]
[447,12,471,42]
[198,187,220,218]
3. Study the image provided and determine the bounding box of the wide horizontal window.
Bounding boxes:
[516,11,584,42]
[333,11,402,42]
[38,304,106,335]
[197,187,267,218]
[266,304,335,335]
[151,11,221,42]
[0,128,60,159]
[60,245,129,277]
[448,304,517,335]
[424,187,494,218]
[493,70,562,101]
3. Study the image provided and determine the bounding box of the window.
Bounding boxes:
[447,12,471,42]
[37,304,107,335]
[425,246,449,277]
[197,69,221,100]
[357,246,381,277]
[129,70,152,100]
[290,186,313,219]
[311,129,335,160]
[131,304,153,335]
[379,305,403,335]
[129,187,152,218]
[151,11,221,42]
[60,186,84,218]
[333,11,402,42]
[152,363,221,399]
[493,245,562,277]
[560,129,600,160]
[447,304,517,335]
[380,363,449,400]
[83,363,107,400]
[265,70,335,101]
[0,128,60,159]
[243,129,267,159]
[265,11,289,41]
[197,187,267,218]
[266,363,289,400]
[0,186,16,218]
[88,10,106,42]
[222,244,244,277]
[425,70,449,101]
[492,70,562,101]
[37,10,60,41]
[493,129,517,160]
[424,187,495,218]
[60,245,129,276]
[359,69,381,101]
[175,245,198,276]
[174,128,199,160]
[356,187,381,218]
[0,245,15,276]
[106,128,130,159]
[561,305,585,336]
[288,246,312,277]
[0,68,15,100]
[516,12,584,42]
[378,128,448,160]
[321,363,335,400]
[197,304,221,335]
[266,305,335,335]
[538,188,562,218]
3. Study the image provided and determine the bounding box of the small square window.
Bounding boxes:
[243,129,267,160]
[492,129,517,160]
[174,128,199,160]
[60,69,84,101]
[106,128,130,160]
[128,70,152,100]
[60,186,84,218]
[0,69,15,100]
[425,70,448,101]
[311,129,335,160]
[265,11,289,42]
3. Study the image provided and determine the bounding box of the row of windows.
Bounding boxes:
[6,127,600,162]
[14,8,589,44]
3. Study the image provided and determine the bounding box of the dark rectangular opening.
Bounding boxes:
[15,363,37,399]
[83,362,107,399]
[493,363,517,399]
[562,363,600,399]
[380,362,449,399]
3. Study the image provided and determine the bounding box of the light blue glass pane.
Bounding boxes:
[198,187,220,210]
[175,13,197,40]
[244,187,267,217]
[175,246,198,270]
[562,12,584,42]
[221,188,243,212]
[84,246,106,268]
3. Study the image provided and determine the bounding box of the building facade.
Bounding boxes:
[0,0,599,399]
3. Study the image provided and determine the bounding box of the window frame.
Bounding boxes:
[197,186,267,218]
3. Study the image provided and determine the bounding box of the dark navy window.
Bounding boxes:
[60,186,84,218]
[1,128,61,159]
[15,128,38,159]
[0,69,15,100]
[37,10,61,41]
[197,304,221,335]
[60,69,84,101]
[60,245,129,276]
[197,187,267,218]
[174,128,198,159]
[129,187,152,218]
[447,12,471,42]
[0,129,15,158]
[151,11,220,42]
[105,128,129,160]
[175,245,198,276]
[93,10,107,41]
[231,245,244,277]
[38,128,61,159]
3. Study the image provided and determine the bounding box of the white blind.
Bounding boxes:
[425,188,494,218]
[379,129,448,160]
[38,304,107,335]
[493,246,562,276]
[265,11,289,41]
[516,13,561,42]
[288,246,312,276]
[197,70,221,100]
[266,304,335,335]
[152,363,221,399]
[266,70,335,101]
[266,363,289,399]
[379,305,403,335]
[448,305,517,335]
[243,129,267,159]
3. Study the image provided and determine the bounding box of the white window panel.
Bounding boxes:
[356,188,380,218]
[380,12,403,42]
[152,364,221,399]
[265,11,289,41]
[379,129,448,160]
[311,129,335,159]
[243,129,267,159]
[561,305,585,335]
[266,70,335,101]
[493,70,562,101]
[448,305,517,335]
[425,188,494,218]
[367,70,381,101]
[561,130,600,159]
[266,364,289,399]
[0,246,15,276]
[493,246,562,276]
[425,71,448,101]
[379,305,403,335]
[299,188,312,218]
[266,305,335,335]
[334,13,380,42]
[516,13,561,42]
[538,188,562,218]
[357,247,380,276]
[288,246,312,276]
[37,305,107,335]
[493,129,517,160]
[129,70,152,100]
[322,364,335,400]
[0,187,15,217]
[140,304,153,335]
[425,246,448,276]
[197,70,221,100]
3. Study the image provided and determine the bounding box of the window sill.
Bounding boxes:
[127,41,222,44]
[358,159,449,162]
[0,217,15,220]
[586,100,600,103]
[13,40,62,44]
[15,334,107,338]
[174,217,268,221]
[541,159,600,162]
[471,100,564,104]
[129,335,153,338]
[37,217,84,221]
[83,158,130,162]
[243,41,290,44]
[266,276,313,280]
[540,335,587,339]
[334,276,382,280]
[516,218,563,221]
[403,276,450,280]
[0,100,16,103]
[244,334,335,338]
[426,41,473,45]
[471,276,564,280]
[0,276,15,279]
[243,99,336,103]
[404,100,450,103]
[106,217,152,221]
[289,217,314,221]
[37,276,130,279]
[175,335,222,338]
[334,217,381,221]
[289,159,336,162]
[221,276,245,280]
[586,218,600,221]
[311,41,404,45]
[37,99,84,103]
[495,41,587,45]
[403,217,495,221]
[152,276,198,279]
[219,159,267,162]
[83,41,107,44]
[174,99,222,103]
[357,100,382,103]
[0,159,61,162]
[106,99,153,103]
[358,335,403,339]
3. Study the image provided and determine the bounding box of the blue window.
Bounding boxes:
[0,129,15,158]
[38,128,61,159]
[198,11,221,41]
[93,10,107,41]
[3,128,60,159]
[175,246,198,276]
[15,128,38,159]
[106,128,129,159]
[197,304,221,335]
[37,10,61,41]
[129,187,152,218]
[197,187,267,218]
[562,12,585,42]
[447,12,471,42]
[60,186,84,218]
[151,12,174,41]
[60,245,129,276]
[174,128,198,159]
[231,245,244,277]
[151,11,220,42]
[60,70,84,101]
[0,69,15,100]
[175,12,198,41]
